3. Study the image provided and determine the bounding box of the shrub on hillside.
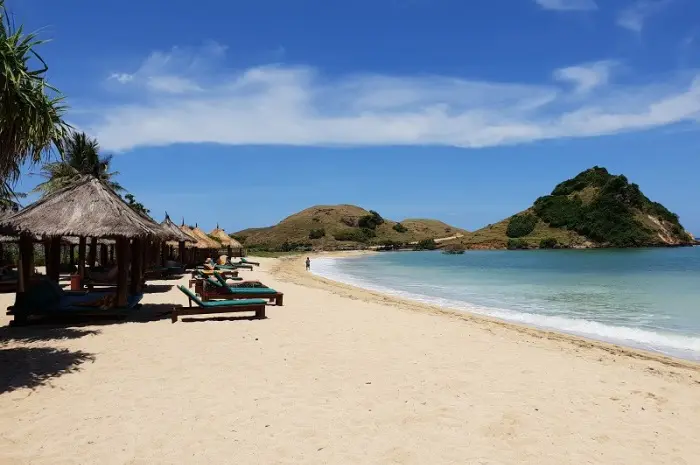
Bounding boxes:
[277,241,312,252]
[309,228,326,239]
[539,237,558,249]
[392,223,408,233]
[414,238,437,251]
[506,214,538,238]
[359,210,385,229]
[507,239,528,250]
[333,228,376,243]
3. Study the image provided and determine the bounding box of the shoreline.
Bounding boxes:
[270,252,700,375]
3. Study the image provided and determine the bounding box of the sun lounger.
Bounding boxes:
[173,285,267,322]
[201,277,284,306]
[7,278,143,325]
[215,263,254,271]
[238,258,260,266]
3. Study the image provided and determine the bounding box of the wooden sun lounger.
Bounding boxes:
[174,285,267,323]
[200,273,283,306]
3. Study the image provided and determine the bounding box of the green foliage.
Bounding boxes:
[551,166,610,196]
[33,132,123,195]
[392,223,408,233]
[231,234,247,244]
[357,210,384,230]
[309,228,326,239]
[414,238,437,250]
[539,237,558,249]
[506,214,537,238]
[278,240,312,252]
[533,168,691,247]
[0,1,68,184]
[124,193,150,217]
[507,239,528,250]
[333,228,376,243]
[358,210,385,230]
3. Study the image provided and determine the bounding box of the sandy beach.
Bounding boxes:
[1,255,699,465]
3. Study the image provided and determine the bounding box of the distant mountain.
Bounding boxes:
[451,166,694,250]
[232,205,468,251]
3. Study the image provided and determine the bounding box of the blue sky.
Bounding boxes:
[7,0,700,233]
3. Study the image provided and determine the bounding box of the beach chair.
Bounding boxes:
[215,263,254,271]
[202,276,284,306]
[174,285,267,322]
[6,278,143,325]
[238,257,260,266]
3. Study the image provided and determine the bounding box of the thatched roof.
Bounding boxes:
[0,177,177,240]
[191,225,222,249]
[161,214,196,243]
[178,224,215,249]
[209,225,243,249]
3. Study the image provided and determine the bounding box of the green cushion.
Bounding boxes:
[178,285,266,307]
[201,298,268,307]
[227,287,277,295]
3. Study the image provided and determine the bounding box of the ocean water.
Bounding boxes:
[311,248,700,361]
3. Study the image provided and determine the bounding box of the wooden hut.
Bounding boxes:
[0,176,178,310]
[178,223,218,265]
[209,225,244,257]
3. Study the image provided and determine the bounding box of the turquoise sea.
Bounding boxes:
[312,248,700,361]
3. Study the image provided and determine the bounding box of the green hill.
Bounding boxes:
[232,205,468,251]
[450,166,693,250]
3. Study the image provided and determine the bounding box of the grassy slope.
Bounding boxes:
[448,209,588,249]
[232,205,469,249]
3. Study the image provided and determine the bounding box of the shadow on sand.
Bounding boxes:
[0,347,95,394]
[143,284,175,294]
[180,314,268,323]
[0,326,100,344]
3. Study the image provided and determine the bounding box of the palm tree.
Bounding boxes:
[0,1,67,184]
[33,132,124,195]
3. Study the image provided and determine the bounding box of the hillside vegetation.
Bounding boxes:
[232,205,467,251]
[447,166,693,250]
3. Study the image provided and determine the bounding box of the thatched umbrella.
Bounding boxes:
[191,225,221,250]
[176,223,211,265]
[0,176,177,306]
[161,213,196,265]
[209,224,244,257]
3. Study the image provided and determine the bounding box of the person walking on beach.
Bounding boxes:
[305,257,311,271]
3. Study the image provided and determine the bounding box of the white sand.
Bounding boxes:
[1,255,699,465]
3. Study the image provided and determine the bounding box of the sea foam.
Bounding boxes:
[312,257,700,361]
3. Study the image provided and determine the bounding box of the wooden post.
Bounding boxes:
[43,239,52,279]
[48,237,61,282]
[100,243,108,266]
[88,237,97,269]
[130,238,143,295]
[17,235,33,293]
[116,238,129,307]
[179,242,186,266]
[69,244,76,267]
[0,242,4,264]
[109,244,115,264]
[161,242,168,266]
[78,237,87,279]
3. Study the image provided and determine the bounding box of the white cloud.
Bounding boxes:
[617,0,670,33]
[109,73,134,83]
[80,44,700,152]
[553,61,616,94]
[535,0,597,11]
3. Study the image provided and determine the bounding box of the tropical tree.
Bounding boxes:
[33,131,123,195]
[124,193,151,217]
[0,0,67,184]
